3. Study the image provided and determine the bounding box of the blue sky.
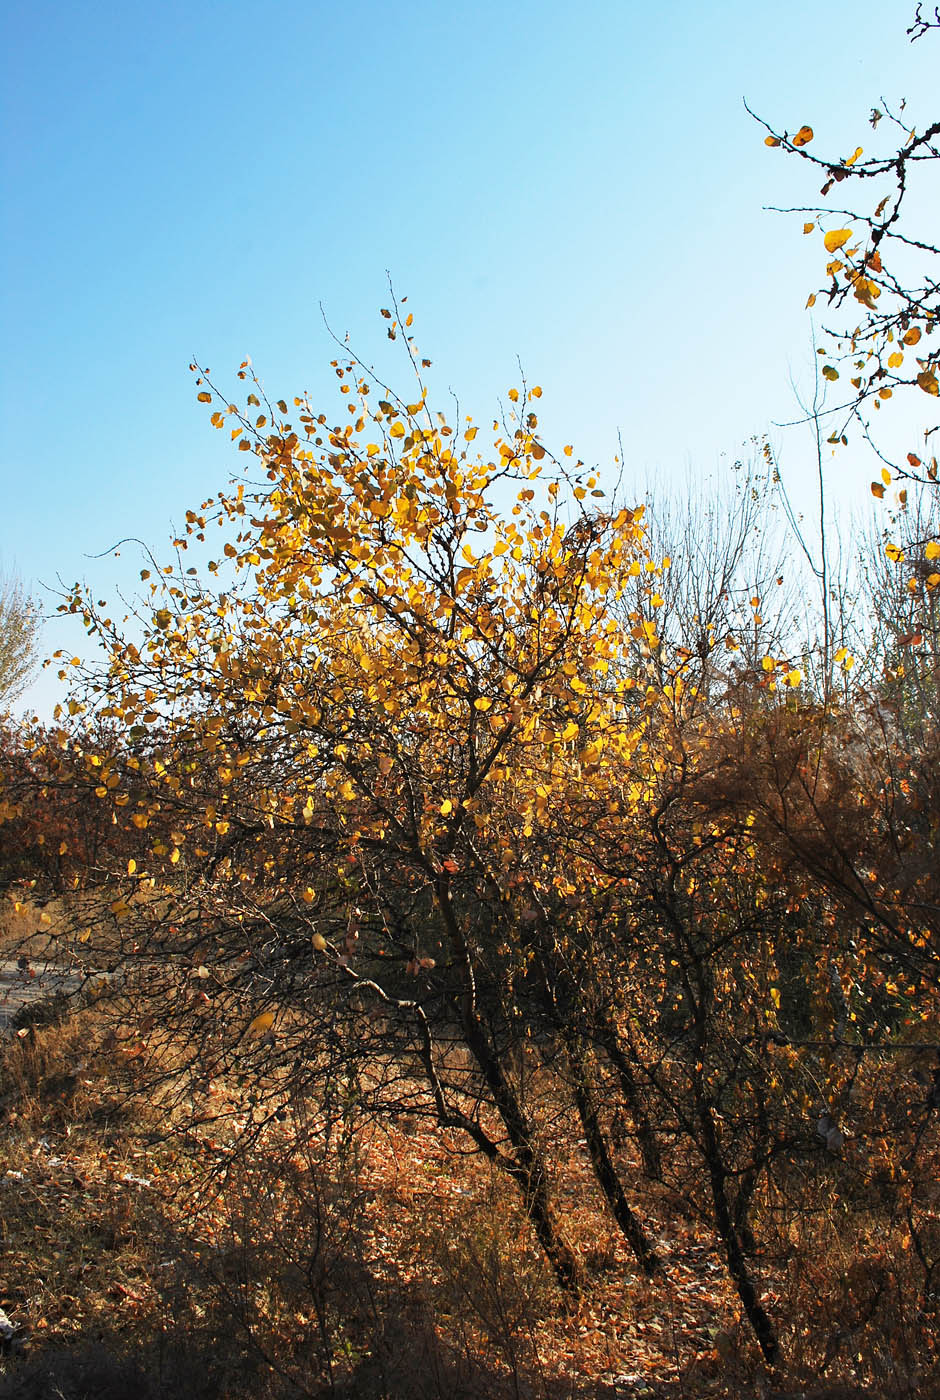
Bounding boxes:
[2,0,936,715]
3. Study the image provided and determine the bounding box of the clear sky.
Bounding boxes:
[2,0,936,715]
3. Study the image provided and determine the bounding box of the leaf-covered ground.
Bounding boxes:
[1,993,930,1400]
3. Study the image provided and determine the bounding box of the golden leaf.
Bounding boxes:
[823,229,852,254]
[792,125,814,147]
[248,1011,275,1037]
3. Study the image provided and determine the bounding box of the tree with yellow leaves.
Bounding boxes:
[54,306,665,1290]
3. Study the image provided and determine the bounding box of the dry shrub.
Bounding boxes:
[410,1169,555,1400]
[157,1132,503,1400]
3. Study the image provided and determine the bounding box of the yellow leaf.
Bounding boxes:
[881,468,891,485]
[792,125,814,147]
[127,859,137,875]
[761,656,775,672]
[508,388,519,403]
[248,1012,275,1037]
[805,293,816,309]
[803,222,814,234]
[871,482,885,499]
[823,229,852,253]
[902,327,921,346]
[785,668,802,687]
[888,352,904,369]
[473,697,492,711]
[440,799,453,815]
[925,541,940,560]
[765,135,782,147]
[845,146,863,167]
[312,932,327,952]
[917,371,939,396]
[389,421,405,438]
[197,391,212,403]
[770,987,781,1009]
[561,721,579,741]
[822,365,839,381]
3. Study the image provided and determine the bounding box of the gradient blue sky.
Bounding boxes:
[2,0,936,715]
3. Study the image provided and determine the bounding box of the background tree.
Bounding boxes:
[0,569,41,710]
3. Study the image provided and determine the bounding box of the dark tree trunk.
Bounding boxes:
[567,1036,661,1276]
